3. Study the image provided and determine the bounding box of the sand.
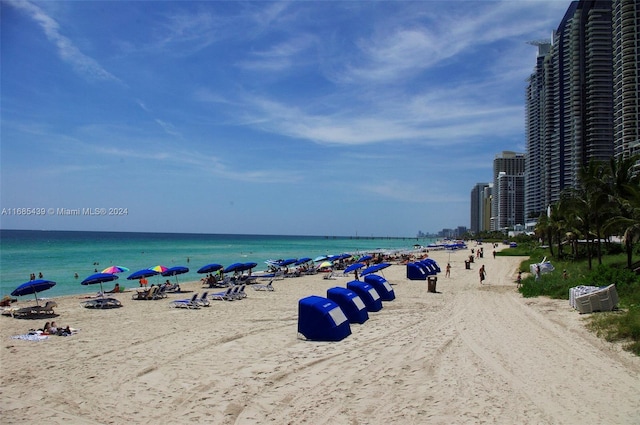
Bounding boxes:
[1,247,639,424]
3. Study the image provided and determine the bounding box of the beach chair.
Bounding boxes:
[234,284,247,300]
[253,281,275,291]
[209,287,234,301]
[169,293,200,309]
[132,286,157,300]
[226,285,243,300]
[153,285,168,300]
[9,301,58,318]
[82,297,122,309]
[196,292,210,307]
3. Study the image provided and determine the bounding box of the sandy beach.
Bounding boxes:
[1,247,639,424]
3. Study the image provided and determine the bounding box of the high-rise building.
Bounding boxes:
[525,0,617,220]
[482,184,492,232]
[525,41,551,221]
[612,0,640,159]
[491,151,525,231]
[470,183,490,234]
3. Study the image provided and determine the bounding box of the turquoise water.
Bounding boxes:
[0,230,433,298]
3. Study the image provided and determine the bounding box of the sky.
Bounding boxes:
[0,0,573,237]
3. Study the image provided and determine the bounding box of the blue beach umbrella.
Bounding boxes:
[11,279,56,306]
[162,266,190,285]
[360,262,391,277]
[224,263,245,273]
[242,262,258,271]
[81,273,119,294]
[344,263,365,274]
[295,257,312,265]
[197,264,223,274]
[127,269,159,281]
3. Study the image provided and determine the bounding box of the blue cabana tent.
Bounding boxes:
[326,287,368,324]
[297,296,351,341]
[364,274,395,301]
[406,262,427,280]
[346,280,382,312]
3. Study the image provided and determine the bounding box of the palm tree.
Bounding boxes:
[603,155,640,268]
[548,202,567,258]
[578,160,615,266]
[560,181,605,270]
[535,211,553,256]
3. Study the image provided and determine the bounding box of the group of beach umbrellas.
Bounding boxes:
[9,255,389,304]
[79,264,192,294]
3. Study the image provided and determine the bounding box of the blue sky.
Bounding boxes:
[1,0,572,237]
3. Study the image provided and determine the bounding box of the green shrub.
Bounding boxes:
[520,258,640,356]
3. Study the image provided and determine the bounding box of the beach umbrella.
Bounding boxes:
[224,263,245,273]
[149,265,169,273]
[197,263,223,274]
[101,265,129,274]
[344,263,365,274]
[360,262,391,277]
[11,279,56,306]
[277,258,298,267]
[161,266,189,285]
[357,255,373,263]
[295,257,312,265]
[242,262,258,271]
[317,261,333,270]
[81,273,118,294]
[127,269,159,280]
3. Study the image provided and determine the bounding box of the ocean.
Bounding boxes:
[0,230,433,298]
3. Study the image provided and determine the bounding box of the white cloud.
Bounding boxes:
[8,0,120,83]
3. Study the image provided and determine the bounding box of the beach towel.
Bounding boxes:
[11,333,49,341]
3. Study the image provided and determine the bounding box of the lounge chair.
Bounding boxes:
[169,293,200,309]
[226,285,241,300]
[7,301,58,318]
[132,286,158,300]
[196,292,210,307]
[209,287,234,301]
[81,297,122,309]
[153,285,168,299]
[253,281,275,291]
[233,284,247,300]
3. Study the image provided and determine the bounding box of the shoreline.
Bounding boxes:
[2,247,639,424]
[0,230,435,299]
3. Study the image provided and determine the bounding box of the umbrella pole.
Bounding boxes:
[34,292,40,306]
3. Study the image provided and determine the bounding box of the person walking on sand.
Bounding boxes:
[479,265,486,284]
[445,262,451,278]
